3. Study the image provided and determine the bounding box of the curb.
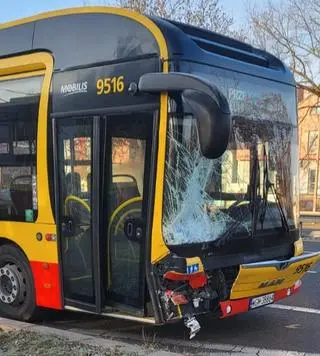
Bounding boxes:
[0,318,319,356]
[0,317,180,356]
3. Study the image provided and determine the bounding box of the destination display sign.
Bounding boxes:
[52,57,160,113]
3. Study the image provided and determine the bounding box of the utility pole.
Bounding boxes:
[313,129,320,212]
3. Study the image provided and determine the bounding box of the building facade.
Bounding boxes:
[298,89,320,215]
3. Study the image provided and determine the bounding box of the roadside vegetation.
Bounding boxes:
[0,329,137,356]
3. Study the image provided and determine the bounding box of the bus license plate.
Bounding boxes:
[249,293,274,309]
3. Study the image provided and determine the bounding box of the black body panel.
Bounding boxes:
[0,23,34,56]
[52,57,160,113]
[1,13,159,70]
[1,9,295,88]
[33,14,159,70]
[167,229,299,269]
[149,16,296,86]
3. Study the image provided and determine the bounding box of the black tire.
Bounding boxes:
[0,244,38,321]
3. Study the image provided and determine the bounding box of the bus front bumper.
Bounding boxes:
[219,250,320,318]
[219,279,301,318]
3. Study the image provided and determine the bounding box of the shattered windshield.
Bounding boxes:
[163,110,296,246]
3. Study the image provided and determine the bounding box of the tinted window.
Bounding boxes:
[0,76,43,222]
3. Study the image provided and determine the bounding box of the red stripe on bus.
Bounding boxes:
[30,261,62,310]
[220,298,250,317]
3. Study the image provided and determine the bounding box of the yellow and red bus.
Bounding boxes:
[0,7,319,338]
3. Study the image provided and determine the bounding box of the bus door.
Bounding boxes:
[54,116,99,311]
[54,112,154,313]
[103,113,153,312]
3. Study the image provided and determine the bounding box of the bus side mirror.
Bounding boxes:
[137,72,231,159]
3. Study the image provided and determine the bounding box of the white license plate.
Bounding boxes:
[249,293,274,309]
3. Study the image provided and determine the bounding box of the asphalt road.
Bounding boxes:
[40,239,320,355]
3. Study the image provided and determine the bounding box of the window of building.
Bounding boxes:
[308,168,316,194]
[311,106,320,115]
[0,75,43,222]
[308,131,318,155]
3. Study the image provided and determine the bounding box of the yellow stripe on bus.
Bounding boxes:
[0,53,56,262]
[0,221,57,263]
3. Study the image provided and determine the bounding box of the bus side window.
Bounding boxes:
[110,137,144,212]
[0,75,43,222]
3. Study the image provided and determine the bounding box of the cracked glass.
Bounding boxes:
[163,75,297,246]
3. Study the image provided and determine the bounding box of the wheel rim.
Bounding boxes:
[0,264,26,305]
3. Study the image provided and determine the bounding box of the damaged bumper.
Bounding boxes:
[220,279,301,318]
[229,251,320,299]
[220,251,320,318]
[157,250,319,338]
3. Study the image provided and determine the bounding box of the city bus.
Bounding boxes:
[0,7,319,338]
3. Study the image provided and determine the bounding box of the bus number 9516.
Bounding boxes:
[96,76,125,95]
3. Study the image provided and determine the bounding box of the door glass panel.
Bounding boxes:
[57,118,94,303]
[106,115,151,307]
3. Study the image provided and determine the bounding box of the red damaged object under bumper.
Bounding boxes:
[164,271,208,289]
[219,280,302,318]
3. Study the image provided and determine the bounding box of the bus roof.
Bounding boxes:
[0,7,295,85]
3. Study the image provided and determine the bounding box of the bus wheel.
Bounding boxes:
[0,244,37,321]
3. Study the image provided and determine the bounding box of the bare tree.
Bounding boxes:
[248,0,320,98]
[84,0,245,39]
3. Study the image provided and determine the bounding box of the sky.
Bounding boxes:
[0,0,248,26]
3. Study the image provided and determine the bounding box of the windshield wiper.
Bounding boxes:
[259,145,270,230]
[250,148,261,236]
[259,145,289,232]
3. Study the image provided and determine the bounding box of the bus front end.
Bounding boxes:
[138,71,320,339]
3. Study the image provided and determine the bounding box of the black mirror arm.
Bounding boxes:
[137,72,228,112]
[137,72,231,159]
